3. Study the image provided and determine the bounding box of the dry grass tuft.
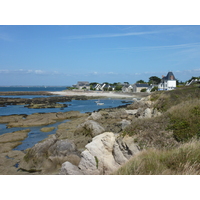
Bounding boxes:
[114,139,200,175]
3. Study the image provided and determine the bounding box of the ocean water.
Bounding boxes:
[0,86,67,92]
[0,98,132,116]
[0,86,133,151]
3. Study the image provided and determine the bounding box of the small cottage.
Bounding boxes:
[75,81,90,90]
[132,83,149,93]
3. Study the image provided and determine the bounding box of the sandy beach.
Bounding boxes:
[50,91,149,99]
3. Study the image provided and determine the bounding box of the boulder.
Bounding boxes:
[60,162,83,175]
[143,108,152,118]
[74,120,105,137]
[20,135,81,173]
[60,132,140,175]
[87,112,102,121]
[120,119,131,130]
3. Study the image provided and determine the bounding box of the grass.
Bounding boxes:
[114,139,200,175]
[123,115,178,150]
[166,98,200,142]
[124,85,200,147]
[117,85,200,175]
[151,85,200,112]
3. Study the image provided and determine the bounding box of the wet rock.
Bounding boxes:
[40,127,55,132]
[25,103,68,109]
[6,111,86,128]
[0,129,30,153]
[0,114,27,124]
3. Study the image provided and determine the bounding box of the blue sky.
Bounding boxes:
[0,25,200,86]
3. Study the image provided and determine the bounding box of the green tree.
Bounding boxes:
[115,85,122,91]
[90,82,99,86]
[141,88,147,92]
[148,76,161,85]
[136,80,146,84]
[150,86,158,92]
[109,87,113,91]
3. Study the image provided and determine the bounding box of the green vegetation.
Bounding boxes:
[148,76,161,85]
[116,84,200,175]
[136,80,146,84]
[114,140,200,175]
[140,88,147,92]
[150,86,158,92]
[94,156,99,169]
[115,85,123,91]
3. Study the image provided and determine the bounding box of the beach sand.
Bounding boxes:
[50,91,149,99]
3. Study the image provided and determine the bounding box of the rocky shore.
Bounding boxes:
[0,91,155,175]
[0,94,104,108]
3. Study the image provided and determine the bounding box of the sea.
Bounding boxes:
[0,86,133,151]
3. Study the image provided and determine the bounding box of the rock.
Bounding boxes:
[74,120,105,137]
[120,119,131,130]
[125,110,138,115]
[87,112,102,121]
[59,162,83,175]
[138,108,162,119]
[116,135,140,158]
[6,111,87,128]
[25,103,68,109]
[143,108,152,118]
[0,141,22,153]
[20,135,81,173]
[0,129,30,143]
[60,132,140,175]
[0,129,30,153]
[40,127,55,132]
[152,108,162,117]
[0,114,27,124]
[0,150,30,175]
[78,132,119,175]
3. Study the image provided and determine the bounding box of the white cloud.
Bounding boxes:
[34,70,45,74]
[0,69,54,75]
[63,30,160,40]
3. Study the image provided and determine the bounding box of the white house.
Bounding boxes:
[122,84,133,93]
[158,72,176,91]
[74,81,90,90]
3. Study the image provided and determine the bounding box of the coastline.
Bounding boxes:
[49,90,149,99]
[0,90,150,174]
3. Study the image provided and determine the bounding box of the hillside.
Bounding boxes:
[114,84,200,175]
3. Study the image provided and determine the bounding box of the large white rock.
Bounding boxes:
[60,132,140,175]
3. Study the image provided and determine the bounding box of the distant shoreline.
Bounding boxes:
[0,90,150,99]
[50,90,149,99]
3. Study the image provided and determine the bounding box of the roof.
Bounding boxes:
[135,83,149,87]
[162,72,176,81]
[77,81,90,86]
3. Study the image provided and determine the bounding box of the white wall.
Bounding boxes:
[167,80,176,88]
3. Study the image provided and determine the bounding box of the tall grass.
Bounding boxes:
[114,140,200,175]
[166,98,200,142]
